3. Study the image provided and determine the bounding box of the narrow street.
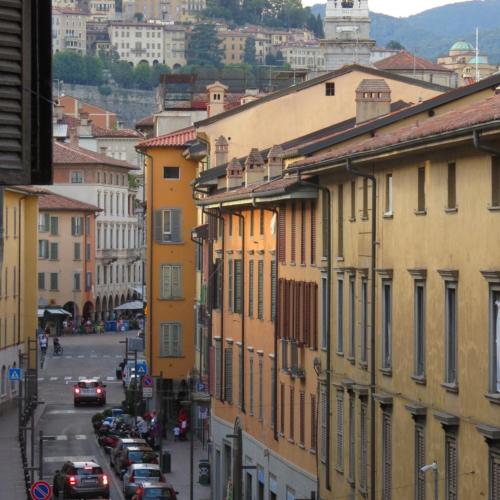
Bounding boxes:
[37,332,133,500]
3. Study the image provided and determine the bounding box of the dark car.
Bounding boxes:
[53,460,109,499]
[74,379,106,406]
[131,481,177,499]
[110,438,147,469]
[114,445,157,476]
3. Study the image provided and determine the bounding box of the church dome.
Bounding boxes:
[450,41,474,52]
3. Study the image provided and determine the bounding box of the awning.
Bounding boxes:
[114,300,144,311]
[38,308,72,318]
[130,286,146,300]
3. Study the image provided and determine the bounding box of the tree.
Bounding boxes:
[187,24,224,67]
[151,63,171,87]
[386,40,405,50]
[111,60,134,88]
[265,50,284,66]
[84,55,104,85]
[133,62,153,90]
[243,36,257,66]
[53,51,87,84]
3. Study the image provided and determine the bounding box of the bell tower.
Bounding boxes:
[321,0,375,70]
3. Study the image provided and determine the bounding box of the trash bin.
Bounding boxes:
[198,459,210,485]
[161,451,171,473]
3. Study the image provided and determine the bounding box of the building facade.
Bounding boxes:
[163,25,187,68]
[122,0,169,20]
[280,41,325,71]
[52,7,89,54]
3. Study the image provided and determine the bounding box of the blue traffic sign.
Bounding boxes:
[136,361,147,375]
[30,480,52,500]
[142,375,153,387]
[8,367,22,381]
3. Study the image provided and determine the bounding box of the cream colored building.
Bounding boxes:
[218,30,248,65]
[109,21,164,65]
[163,0,205,22]
[163,25,186,68]
[280,41,325,71]
[52,7,89,54]
[88,0,115,20]
[122,0,168,20]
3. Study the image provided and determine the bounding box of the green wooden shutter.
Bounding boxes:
[50,216,58,235]
[171,208,182,242]
[171,323,181,356]
[234,259,242,313]
[171,265,182,298]
[50,242,58,260]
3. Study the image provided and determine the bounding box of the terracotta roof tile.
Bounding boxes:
[53,141,137,169]
[136,126,196,149]
[61,115,143,138]
[374,51,452,72]
[136,114,154,127]
[356,79,391,93]
[38,191,101,212]
[292,93,500,169]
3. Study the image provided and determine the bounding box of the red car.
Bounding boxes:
[132,481,177,499]
[74,379,106,406]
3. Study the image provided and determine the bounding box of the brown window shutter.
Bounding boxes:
[310,201,316,265]
[280,383,285,434]
[291,202,296,263]
[312,283,318,350]
[304,282,310,347]
[299,391,305,445]
[278,207,286,263]
[310,394,317,451]
[278,278,284,338]
[300,201,306,265]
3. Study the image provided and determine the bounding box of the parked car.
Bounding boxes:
[114,445,157,477]
[52,460,109,499]
[110,438,147,469]
[122,463,164,499]
[131,481,177,499]
[74,379,106,407]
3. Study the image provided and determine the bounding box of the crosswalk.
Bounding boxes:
[38,375,120,383]
[48,354,123,360]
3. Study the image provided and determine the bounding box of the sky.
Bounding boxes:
[302,0,472,18]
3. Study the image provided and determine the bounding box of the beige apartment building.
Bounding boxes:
[163,0,205,22]
[218,30,248,65]
[122,0,168,20]
[279,41,325,71]
[52,7,89,54]
[163,25,186,68]
[88,0,115,20]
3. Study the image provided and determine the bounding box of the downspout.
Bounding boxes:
[473,129,500,156]
[234,212,246,413]
[345,158,377,500]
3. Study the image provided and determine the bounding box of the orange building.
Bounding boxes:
[59,95,117,130]
[136,127,201,418]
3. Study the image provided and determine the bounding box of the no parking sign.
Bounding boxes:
[30,480,52,500]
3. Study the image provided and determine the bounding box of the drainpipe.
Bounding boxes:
[473,129,500,156]
[234,212,246,413]
[345,158,377,500]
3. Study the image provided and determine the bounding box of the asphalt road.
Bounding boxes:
[37,331,137,500]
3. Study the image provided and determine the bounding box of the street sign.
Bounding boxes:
[128,338,144,352]
[142,375,153,387]
[196,382,205,392]
[8,367,22,381]
[198,407,208,419]
[30,480,52,500]
[143,387,153,398]
[136,361,147,376]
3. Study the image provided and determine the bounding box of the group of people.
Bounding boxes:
[173,408,189,441]
[38,327,61,354]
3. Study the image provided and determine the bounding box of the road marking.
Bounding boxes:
[38,377,44,382]
[90,354,97,358]
[55,435,68,441]
[77,355,84,359]
[75,434,87,440]
[115,355,121,358]
[65,355,72,359]
[106,376,115,381]
[49,376,58,381]
[103,355,110,358]
[78,376,87,380]
[64,376,72,380]
[44,456,95,463]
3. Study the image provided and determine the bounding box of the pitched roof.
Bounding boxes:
[136,114,154,127]
[38,191,100,212]
[194,64,450,128]
[61,115,143,138]
[374,51,452,73]
[136,126,197,150]
[53,141,137,169]
[292,93,500,170]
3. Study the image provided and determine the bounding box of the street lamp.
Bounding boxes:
[420,461,438,500]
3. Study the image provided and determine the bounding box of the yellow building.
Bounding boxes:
[218,30,248,65]
[137,127,200,418]
[0,187,39,412]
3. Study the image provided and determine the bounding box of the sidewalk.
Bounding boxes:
[0,403,28,499]
[161,436,211,500]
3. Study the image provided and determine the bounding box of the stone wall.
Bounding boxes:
[58,84,157,128]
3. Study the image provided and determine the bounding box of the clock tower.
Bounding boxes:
[321,0,375,70]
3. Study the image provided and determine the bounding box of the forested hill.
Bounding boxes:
[310,0,500,64]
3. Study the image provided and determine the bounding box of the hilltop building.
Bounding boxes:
[52,7,89,55]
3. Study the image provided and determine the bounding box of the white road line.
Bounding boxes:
[90,354,98,358]
[48,410,96,415]
[77,355,84,359]
[78,376,86,380]
[103,355,110,358]
[38,377,44,381]
[55,435,68,441]
[44,456,95,463]
[50,376,59,381]
[75,435,87,440]
[106,376,115,381]
[64,376,72,380]
[115,355,121,358]
[65,355,72,359]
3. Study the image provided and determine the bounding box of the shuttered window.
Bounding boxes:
[258,355,263,420]
[74,242,81,260]
[414,282,426,378]
[250,208,254,236]
[415,423,426,500]
[310,201,316,265]
[38,239,48,258]
[360,399,368,492]
[490,448,500,500]
[270,361,276,428]
[50,242,58,260]
[215,339,222,399]
[289,386,295,441]
[360,280,368,364]
[248,260,254,317]
[73,272,80,291]
[382,411,392,500]
[291,202,296,264]
[336,390,344,471]
[160,264,183,299]
[382,281,392,370]
[322,192,329,258]
[445,283,457,385]
[337,277,344,354]
[38,272,45,290]
[249,354,254,415]
[38,213,49,232]
[299,391,305,446]
[492,157,500,207]
[320,385,327,463]
[154,208,182,243]
[445,434,458,500]
[234,259,242,313]
[350,180,356,220]
[300,201,306,265]
[238,345,243,408]
[270,260,277,322]
[348,393,355,484]
[348,275,355,361]
[71,216,83,236]
[228,259,233,312]
[257,260,264,320]
[259,208,265,235]
[213,259,222,309]
[278,207,286,263]
[50,273,58,291]
[280,383,285,434]
[362,177,368,219]
[417,165,426,212]
[224,347,233,403]
[160,322,182,357]
[338,184,344,257]
[310,394,317,452]
[50,216,58,236]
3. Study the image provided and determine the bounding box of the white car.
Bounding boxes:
[122,463,163,499]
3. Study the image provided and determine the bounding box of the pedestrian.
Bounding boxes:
[178,408,188,441]
[39,329,48,355]
[173,426,180,441]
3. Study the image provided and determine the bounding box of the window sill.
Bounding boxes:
[359,361,368,370]
[348,217,356,223]
[336,256,345,262]
[347,356,355,365]
[379,367,392,377]
[488,205,500,212]
[298,443,305,449]
[287,438,295,444]
[414,209,427,216]
[383,212,393,219]
[411,375,426,385]
[347,478,355,487]
[441,382,459,394]
[335,467,344,475]
[308,448,316,455]
[336,351,344,357]
[361,215,369,221]
[444,207,458,214]
[485,393,500,404]
[159,355,185,358]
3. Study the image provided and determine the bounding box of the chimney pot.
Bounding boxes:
[226,157,243,190]
[355,79,391,125]
[244,148,265,187]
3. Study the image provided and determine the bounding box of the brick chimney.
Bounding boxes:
[226,158,243,190]
[53,100,64,122]
[244,148,265,187]
[215,136,229,167]
[355,79,391,124]
[68,126,79,146]
[78,111,93,137]
[206,81,228,117]
[267,144,284,180]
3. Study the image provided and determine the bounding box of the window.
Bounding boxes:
[50,242,58,260]
[338,184,344,257]
[154,209,182,243]
[258,355,263,420]
[336,389,344,471]
[447,162,456,210]
[71,171,83,183]
[257,260,264,320]
[362,177,368,219]
[337,276,344,354]
[382,281,392,370]
[280,383,285,434]
[325,82,335,96]
[291,202,296,264]
[248,260,254,317]
[215,339,222,399]
[38,240,49,259]
[224,347,233,403]
[271,261,277,322]
[385,173,393,215]
[71,216,83,236]
[228,259,233,312]
[163,166,180,179]
[492,156,500,207]
[50,216,58,235]
[300,201,306,265]
[86,272,91,291]
[489,445,500,500]
[278,207,286,263]
[38,273,45,290]
[491,289,500,393]
[214,259,222,309]
[415,422,426,500]
[250,208,254,237]
[360,279,368,365]
[249,353,254,415]
[445,433,458,500]
[38,213,50,232]
[160,264,183,299]
[311,394,317,451]
[160,322,182,356]
[414,282,426,378]
[289,386,295,441]
[382,410,392,500]
[350,180,356,220]
[271,361,276,428]
[348,275,355,361]
[417,165,426,213]
[348,393,355,485]
[74,242,81,260]
[238,216,243,237]
[234,259,242,314]
[360,399,368,492]
[73,273,81,291]
[299,391,305,445]
[50,273,58,291]
[310,201,316,265]
[445,283,458,386]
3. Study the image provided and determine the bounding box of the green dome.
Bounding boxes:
[450,41,474,52]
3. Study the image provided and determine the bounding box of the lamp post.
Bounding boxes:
[421,461,438,500]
